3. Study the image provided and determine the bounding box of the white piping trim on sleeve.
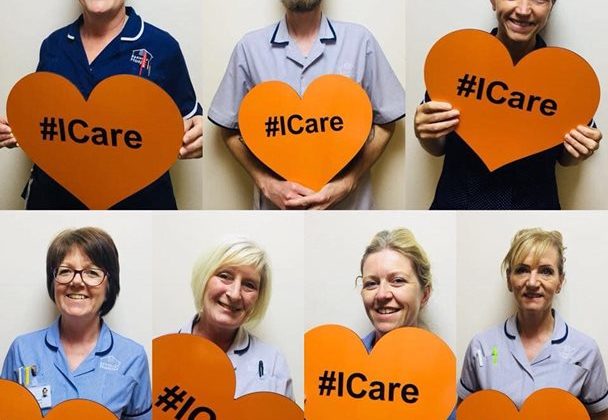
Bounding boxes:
[182,98,199,120]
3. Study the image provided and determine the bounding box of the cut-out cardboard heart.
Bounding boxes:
[153,334,303,420]
[304,325,455,419]
[457,388,590,419]
[425,29,600,171]
[0,378,117,419]
[7,72,184,209]
[238,75,373,191]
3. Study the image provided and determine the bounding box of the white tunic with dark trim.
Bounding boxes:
[208,16,405,210]
[179,315,294,400]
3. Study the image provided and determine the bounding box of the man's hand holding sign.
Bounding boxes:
[236,75,381,210]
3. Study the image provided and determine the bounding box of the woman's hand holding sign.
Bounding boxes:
[0,117,18,149]
[414,101,459,156]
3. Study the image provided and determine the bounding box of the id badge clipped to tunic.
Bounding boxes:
[17,365,52,409]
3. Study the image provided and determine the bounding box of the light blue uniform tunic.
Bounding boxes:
[1,318,152,419]
[459,310,608,414]
[208,16,405,210]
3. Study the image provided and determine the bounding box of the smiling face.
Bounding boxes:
[200,265,261,332]
[507,246,563,314]
[53,247,108,321]
[361,250,430,339]
[490,0,553,47]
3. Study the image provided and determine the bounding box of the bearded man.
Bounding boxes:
[208,0,404,210]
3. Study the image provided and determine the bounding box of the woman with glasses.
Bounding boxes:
[179,237,294,399]
[1,227,151,419]
[458,228,608,419]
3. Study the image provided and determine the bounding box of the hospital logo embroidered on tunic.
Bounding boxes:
[100,356,121,371]
[130,49,153,77]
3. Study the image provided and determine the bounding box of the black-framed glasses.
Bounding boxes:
[54,266,107,287]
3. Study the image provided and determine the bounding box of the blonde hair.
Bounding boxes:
[502,228,565,277]
[191,238,272,325]
[360,228,432,290]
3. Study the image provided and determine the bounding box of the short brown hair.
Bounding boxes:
[46,227,120,316]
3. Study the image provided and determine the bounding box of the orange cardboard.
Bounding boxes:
[425,29,600,171]
[238,75,373,191]
[305,325,456,419]
[0,379,117,420]
[7,72,184,209]
[457,388,590,419]
[153,334,303,420]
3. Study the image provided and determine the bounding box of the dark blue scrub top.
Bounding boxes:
[25,7,202,209]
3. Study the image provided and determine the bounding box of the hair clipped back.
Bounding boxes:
[502,228,565,277]
[360,228,432,290]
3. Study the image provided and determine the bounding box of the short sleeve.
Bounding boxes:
[1,340,20,381]
[36,37,51,72]
[580,342,608,414]
[361,33,405,125]
[274,351,294,401]
[164,41,202,119]
[122,349,152,420]
[207,40,254,130]
[457,338,482,400]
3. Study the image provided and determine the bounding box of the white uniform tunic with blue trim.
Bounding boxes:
[1,318,152,419]
[179,315,293,400]
[458,311,608,414]
[208,16,405,210]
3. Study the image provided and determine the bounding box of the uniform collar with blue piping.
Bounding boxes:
[44,316,114,355]
[271,15,337,46]
[503,308,568,345]
[183,313,252,356]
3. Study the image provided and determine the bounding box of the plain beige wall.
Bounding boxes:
[456,212,608,379]
[406,0,608,209]
[0,0,203,209]
[201,0,406,209]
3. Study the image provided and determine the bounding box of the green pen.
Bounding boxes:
[492,346,498,365]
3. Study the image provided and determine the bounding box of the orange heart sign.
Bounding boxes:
[153,334,303,420]
[238,75,373,191]
[457,388,590,419]
[7,72,184,209]
[304,325,456,419]
[424,29,600,171]
[0,378,117,420]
